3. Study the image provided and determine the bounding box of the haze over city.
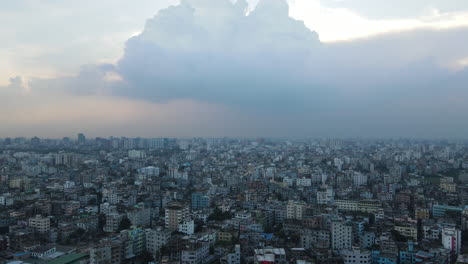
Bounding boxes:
[3,2,468,264]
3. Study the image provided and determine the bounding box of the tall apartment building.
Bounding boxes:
[286,201,305,220]
[145,227,171,257]
[165,202,190,231]
[332,221,353,251]
[121,227,145,260]
[353,172,368,186]
[104,214,122,233]
[442,226,461,255]
[90,238,124,264]
[316,188,334,205]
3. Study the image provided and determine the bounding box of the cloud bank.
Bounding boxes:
[2,0,468,138]
[317,0,468,19]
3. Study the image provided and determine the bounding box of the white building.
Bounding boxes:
[178,219,195,235]
[317,188,334,205]
[353,172,368,186]
[341,247,371,264]
[63,181,75,189]
[442,226,461,254]
[139,166,160,177]
[100,202,118,215]
[296,178,312,187]
[423,225,441,240]
[128,150,146,159]
[332,221,353,251]
[334,200,359,211]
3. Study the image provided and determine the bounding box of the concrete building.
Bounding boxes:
[286,201,305,220]
[394,225,418,241]
[192,192,211,210]
[165,202,190,231]
[104,214,122,233]
[181,241,210,264]
[332,221,353,251]
[316,188,334,205]
[179,220,195,235]
[442,226,461,255]
[28,215,50,234]
[146,227,171,257]
[127,204,151,228]
[415,208,430,219]
[227,244,241,264]
[353,172,368,186]
[121,227,145,259]
[254,248,287,264]
[341,247,371,264]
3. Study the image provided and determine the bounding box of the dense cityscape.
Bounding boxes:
[0,135,468,264]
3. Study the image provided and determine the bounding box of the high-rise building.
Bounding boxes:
[165,202,190,231]
[332,221,353,251]
[78,133,86,145]
[121,227,145,259]
[353,172,368,186]
[104,214,122,233]
[442,226,461,255]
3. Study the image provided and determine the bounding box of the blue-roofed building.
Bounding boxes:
[399,241,417,264]
[432,204,464,218]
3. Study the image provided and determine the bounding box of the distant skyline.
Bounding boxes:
[1,0,468,138]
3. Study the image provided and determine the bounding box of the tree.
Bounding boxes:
[391,230,408,242]
[88,198,97,206]
[98,214,107,231]
[118,217,132,231]
[141,250,155,263]
[208,207,232,221]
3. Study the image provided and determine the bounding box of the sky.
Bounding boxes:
[1,0,468,138]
